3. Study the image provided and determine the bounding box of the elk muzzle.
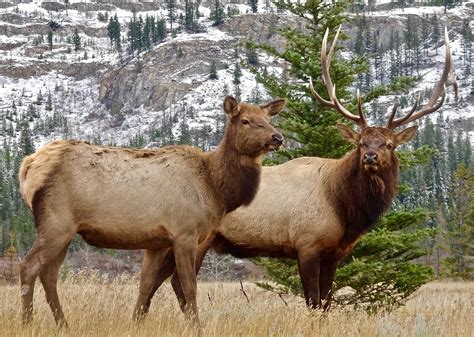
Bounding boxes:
[272,133,284,146]
[363,152,378,165]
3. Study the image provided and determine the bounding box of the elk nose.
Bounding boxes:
[272,133,284,145]
[364,152,378,164]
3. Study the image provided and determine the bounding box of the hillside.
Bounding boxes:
[0,0,472,149]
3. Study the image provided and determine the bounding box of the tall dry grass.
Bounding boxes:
[0,274,472,337]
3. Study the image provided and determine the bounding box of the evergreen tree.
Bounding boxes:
[245,45,259,66]
[72,28,81,52]
[210,0,225,26]
[18,122,35,159]
[166,0,177,32]
[45,92,53,111]
[143,16,152,50]
[184,0,196,32]
[248,0,258,13]
[47,29,53,51]
[233,62,242,85]
[421,14,429,59]
[107,14,121,51]
[431,14,441,55]
[461,18,472,67]
[209,60,218,79]
[155,18,167,43]
[441,165,474,279]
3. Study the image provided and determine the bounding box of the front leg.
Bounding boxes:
[172,238,214,312]
[297,250,322,309]
[319,257,338,311]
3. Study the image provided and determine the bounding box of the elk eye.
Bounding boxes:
[358,142,363,147]
[241,119,250,126]
[387,143,393,150]
[258,124,265,128]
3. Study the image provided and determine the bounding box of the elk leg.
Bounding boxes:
[173,238,198,321]
[319,257,337,311]
[133,248,172,321]
[20,229,73,325]
[39,245,69,327]
[297,252,321,309]
[137,250,176,320]
[172,240,212,313]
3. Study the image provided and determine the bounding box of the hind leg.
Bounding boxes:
[133,248,172,321]
[39,245,69,327]
[20,218,75,325]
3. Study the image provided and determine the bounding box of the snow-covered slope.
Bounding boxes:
[0,0,472,149]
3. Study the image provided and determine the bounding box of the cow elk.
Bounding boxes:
[141,26,456,313]
[18,96,285,326]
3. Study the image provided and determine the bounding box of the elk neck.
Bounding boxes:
[206,127,262,214]
[328,148,399,248]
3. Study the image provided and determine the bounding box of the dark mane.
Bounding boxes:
[329,149,399,248]
[207,122,262,214]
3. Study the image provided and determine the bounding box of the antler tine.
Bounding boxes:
[310,26,367,128]
[356,90,368,128]
[387,94,420,129]
[309,76,333,108]
[387,98,399,128]
[389,27,456,129]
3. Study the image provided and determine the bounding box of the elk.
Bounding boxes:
[18,96,286,326]
[136,26,456,314]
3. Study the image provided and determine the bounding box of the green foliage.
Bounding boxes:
[47,29,53,51]
[252,0,438,312]
[248,0,258,13]
[209,60,218,80]
[440,165,474,279]
[72,28,81,52]
[210,0,225,26]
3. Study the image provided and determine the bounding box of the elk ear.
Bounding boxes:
[224,96,240,120]
[337,123,360,143]
[261,99,286,116]
[395,125,418,145]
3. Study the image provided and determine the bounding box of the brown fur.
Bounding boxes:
[18,96,285,326]
[147,124,418,313]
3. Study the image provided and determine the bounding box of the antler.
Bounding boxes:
[309,26,368,129]
[387,27,457,129]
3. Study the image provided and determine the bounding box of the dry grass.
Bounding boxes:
[0,276,472,337]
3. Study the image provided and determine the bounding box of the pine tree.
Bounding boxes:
[45,92,53,111]
[18,122,35,159]
[143,16,151,50]
[47,29,53,51]
[166,0,177,32]
[72,28,81,52]
[184,0,196,32]
[461,18,472,67]
[248,0,258,13]
[210,0,225,26]
[233,62,242,85]
[245,45,259,66]
[155,18,167,43]
[441,165,473,279]
[209,60,218,79]
[431,14,441,55]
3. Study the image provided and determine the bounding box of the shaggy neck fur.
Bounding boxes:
[207,123,262,214]
[328,149,399,248]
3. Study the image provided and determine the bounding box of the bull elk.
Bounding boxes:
[18,96,286,326]
[136,26,457,314]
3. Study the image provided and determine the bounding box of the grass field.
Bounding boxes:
[0,276,472,337]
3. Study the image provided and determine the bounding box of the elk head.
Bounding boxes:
[223,96,286,156]
[310,27,457,175]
